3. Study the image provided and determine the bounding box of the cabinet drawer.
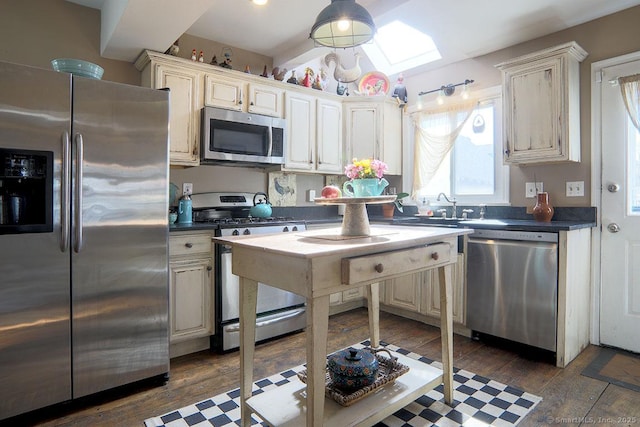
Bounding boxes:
[341,243,451,285]
[170,234,212,257]
[343,286,364,301]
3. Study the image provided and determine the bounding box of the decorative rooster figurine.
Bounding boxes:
[271,66,288,81]
[324,52,362,83]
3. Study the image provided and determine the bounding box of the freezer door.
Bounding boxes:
[71,77,170,398]
[0,61,72,419]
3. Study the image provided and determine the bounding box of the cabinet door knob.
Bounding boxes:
[207,265,212,271]
[374,263,384,273]
[185,242,193,248]
[431,252,439,260]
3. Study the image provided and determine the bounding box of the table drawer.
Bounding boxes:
[341,243,451,285]
[170,234,212,257]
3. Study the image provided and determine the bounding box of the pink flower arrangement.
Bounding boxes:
[344,158,388,180]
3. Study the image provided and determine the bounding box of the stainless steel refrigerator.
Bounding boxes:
[0,60,170,420]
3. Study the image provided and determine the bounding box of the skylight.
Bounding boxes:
[361,20,441,75]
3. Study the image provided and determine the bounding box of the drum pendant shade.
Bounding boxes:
[310,0,376,48]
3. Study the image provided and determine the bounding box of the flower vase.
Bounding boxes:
[533,192,554,222]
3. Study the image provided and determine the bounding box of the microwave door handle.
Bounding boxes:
[266,125,273,156]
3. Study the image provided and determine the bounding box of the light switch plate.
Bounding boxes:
[525,182,543,198]
[566,181,584,197]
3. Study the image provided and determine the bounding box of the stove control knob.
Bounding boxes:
[243,229,251,235]
[232,229,240,236]
[283,226,290,232]
[292,226,298,231]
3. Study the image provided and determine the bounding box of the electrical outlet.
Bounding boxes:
[525,182,544,198]
[307,189,316,202]
[182,182,193,196]
[566,181,584,197]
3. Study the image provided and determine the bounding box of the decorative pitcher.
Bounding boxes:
[532,192,554,222]
[342,178,389,198]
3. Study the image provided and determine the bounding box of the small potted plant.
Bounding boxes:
[382,192,410,218]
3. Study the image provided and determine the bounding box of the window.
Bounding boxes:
[361,20,441,76]
[415,88,509,205]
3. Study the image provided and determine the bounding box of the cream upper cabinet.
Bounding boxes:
[247,83,284,117]
[283,92,344,174]
[204,74,246,112]
[138,58,202,167]
[344,98,402,174]
[283,91,316,171]
[315,98,343,174]
[496,41,587,164]
[204,75,284,118]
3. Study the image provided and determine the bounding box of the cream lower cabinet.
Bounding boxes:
[169,232,214,354]
[344,98,402,175]
[382,254,465,324]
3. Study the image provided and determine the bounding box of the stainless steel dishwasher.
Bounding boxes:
[466,229,558,351]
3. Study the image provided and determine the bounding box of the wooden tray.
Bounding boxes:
[297,348,410,407]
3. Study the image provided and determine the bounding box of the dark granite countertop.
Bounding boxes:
[169,222,219,232]
[171,205,597,233]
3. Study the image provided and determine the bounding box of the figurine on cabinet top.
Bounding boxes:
[198,51,204,62]
[392,73,408,104]
[301,67,314,87]
[191,49,197,61]
[219,47,233,69]
[286,70,298,84]
[272,67,288,81]
[164,39,179,56]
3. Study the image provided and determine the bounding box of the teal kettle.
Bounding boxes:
[250,192,272,218]
[177,194,192,224]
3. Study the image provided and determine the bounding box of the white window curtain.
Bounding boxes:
[410,101,477,197]
[619,73,640,132]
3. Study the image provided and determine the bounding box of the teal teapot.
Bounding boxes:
[250,192,272,218]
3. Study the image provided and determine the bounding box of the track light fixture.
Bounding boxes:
[418,79,474,97]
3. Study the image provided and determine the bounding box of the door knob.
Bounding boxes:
[607,183,620,193]
[607,223,621,233]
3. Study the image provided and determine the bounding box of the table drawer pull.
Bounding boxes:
[431,252,439,260]
[185,242,193,248]
[374,263,384,273]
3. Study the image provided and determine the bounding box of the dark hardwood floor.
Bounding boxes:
[4,308,640,426]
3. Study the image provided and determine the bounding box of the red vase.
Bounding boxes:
[533,192,554,222]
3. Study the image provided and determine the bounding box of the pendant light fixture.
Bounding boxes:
[310,0,377,49]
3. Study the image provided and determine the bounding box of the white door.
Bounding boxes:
[600,59,640,353]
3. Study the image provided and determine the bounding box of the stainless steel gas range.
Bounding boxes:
[191,192,307,352]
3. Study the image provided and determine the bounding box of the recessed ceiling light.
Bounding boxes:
[252,0,268,5]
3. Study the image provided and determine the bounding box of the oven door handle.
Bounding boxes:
[224,307,306,333]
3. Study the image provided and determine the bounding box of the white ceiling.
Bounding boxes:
[68,0,640,74]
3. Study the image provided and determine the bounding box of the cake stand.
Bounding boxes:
[314,195,397,237]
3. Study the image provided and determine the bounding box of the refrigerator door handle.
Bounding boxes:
[73,133,84,253]
[61,131,71,252]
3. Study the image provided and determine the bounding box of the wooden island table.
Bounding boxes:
[214,225,472,426]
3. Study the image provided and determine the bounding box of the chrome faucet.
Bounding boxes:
[436,193,457,219]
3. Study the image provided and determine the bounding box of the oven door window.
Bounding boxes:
[209,119,269,156]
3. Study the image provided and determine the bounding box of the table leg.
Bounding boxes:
[306,294,330,426]
[438,264,454,404]
[367,283,380,348]
[239,277,258,427]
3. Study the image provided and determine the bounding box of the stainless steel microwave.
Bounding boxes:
[200,106,286,166]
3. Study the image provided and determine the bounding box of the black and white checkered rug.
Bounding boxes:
[144,341,541,427]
